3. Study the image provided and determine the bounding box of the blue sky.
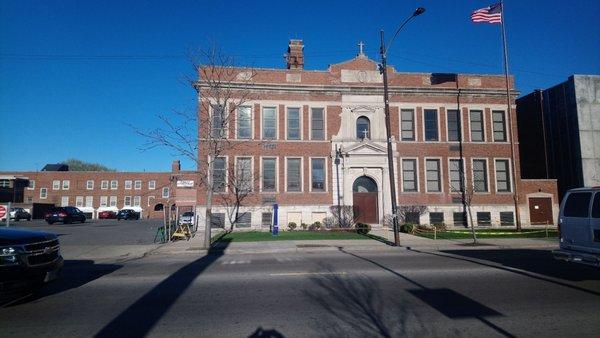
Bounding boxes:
[1,0,598,172]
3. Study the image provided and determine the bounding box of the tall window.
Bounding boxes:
[53,180,60,190]
[356,116,370,139]
[109,196,117,207]
[40,188,47,199]
[470,110,484,142]
[212,157,226,192]
[27,180,35,190]
[62,180,70,190]
[101,180,109,189]
[311,108,324,140]
[237,106,252,139]
[148,180,156,190]
[124,196,132,207]
[287,107,301,140]
[85,196,93,207]
[147,196,155,207]
[401,109,415,141]
[161,187,169,198]
[286,158,301,192]
[110,180,118,189]
[492,110,507,142]
[424,109,439,141]
[211,104,226,138]
[262,107,277,139]
[100,196,108,207]
[449,159,463,193]
[262,158,277,192]
[473,159,488,192]
[447,109,461,142]
[61,196,69,207]
[402,159,417,192]
[495,159,511,192]
[311,158,325,191]
[86,180,94,190]
[236,157,253,192]
[134,180,142,190]
[125,180,132,190]
[426,159,441,192]
[133,196,141,207]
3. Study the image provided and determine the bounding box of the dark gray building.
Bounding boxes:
[517,75,600,199]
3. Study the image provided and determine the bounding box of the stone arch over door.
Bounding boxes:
[353,175,379,224]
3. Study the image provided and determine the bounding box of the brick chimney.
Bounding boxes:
[286,39,304,70]
[171,160,180,173]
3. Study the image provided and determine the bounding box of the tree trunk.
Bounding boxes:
[203,160,215,249]
[467,207,477,244]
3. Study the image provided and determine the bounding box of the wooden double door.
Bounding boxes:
[529,197,553,225]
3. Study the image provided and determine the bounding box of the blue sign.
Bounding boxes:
[272,203,279,236]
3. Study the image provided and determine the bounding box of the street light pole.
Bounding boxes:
[379,7,425,246]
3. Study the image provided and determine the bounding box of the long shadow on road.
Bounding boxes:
[95,239,230,338]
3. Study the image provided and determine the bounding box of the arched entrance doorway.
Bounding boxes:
[353,176,378,224]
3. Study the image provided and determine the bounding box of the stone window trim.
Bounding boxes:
[493,158,513,193]
[236,105,253,140]
[260,156,279,193]
[109,196,118,207]
[446,108,463,142]
[52,180,60,190]
[124,196,132,207]
[284,157,303,193]
[110,180,118,190]
[134,180,142,190]
[210,103,229,139]
[400,157,420,193]
[469,109,486,142]
[309,157,328,193]
[260,106,278,140]
[234,156,254,193]
[424,157,443,194]
[400,108,416,142]
[162,187,170,198]
[471,158,490,194]
[100,196,108,207]
[86,180,94,190]
[148,180,156,190]
[62,180,70,190]
[309,106,326,141]
[492,110,508,143]
[447,157,465,194]
[101,180,109,190]
[210,156,228,193]
[133,196,141,207]
[40,188,47,199]
[422,108,440,142]
[124,180,132,190]
[85,196,93,207]
[284,105,303,141]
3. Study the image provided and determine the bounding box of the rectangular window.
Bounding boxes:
[564,192,592,218]
[237,106,252,139]
[453,212,466,226]
[402,159,418,192]
[286,158,301,192]
[101,180,109,189]
[405,212,420,225]
[235,212,252,228]
[473,159,488,192]
[262,158,277,192]
[110,180,118,189]
[162,187,170,198]
[40,188,47,199]
[147,196,155,207]
[447,109,460,142]
[53,180,60,190]
[0,179,9,188]
[86,180,94,190]
[495,159,511,192]
[401,109,415,141]
[429,212,444,226]
[61,196,69,207]
[125,180,132,190]
[62,180,70,190]
[262,212,273,227]
[100,196,108,207]
[449,159,463,193]
[236,157,253,192]
[262,107,277,139]
[500,212,514,226]
[286,107,301,140]
[492,110,507,142]
[134,180,142,190]
[133,196,141,207]
[211,104,225,138]
[124,196,132,207]
[109,196,117,207]
[311,158,325,191]
[424,109,439,141]
[477,212,491,226]
[27,180,35,190]
[211,213,225,228]
[212,157,226,192]
[85,196,93,207]
[311,108,324,140]
[426,159,441,192]
[470,110,484,142]
[148,180,156,190]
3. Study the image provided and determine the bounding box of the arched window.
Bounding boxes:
[356,116,370,140]
[353,176,378,192]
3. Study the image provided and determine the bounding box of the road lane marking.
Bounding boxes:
[269,271,347,276]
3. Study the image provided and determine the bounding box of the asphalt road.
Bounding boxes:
[1,246,599,337]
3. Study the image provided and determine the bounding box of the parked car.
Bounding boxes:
[44,207,86,225]
[179,212,195,226]
[0,208,31,222]
[98,210,117,219]
[552,187,600,266]
[0,227,63,303]
[117,209,140,221]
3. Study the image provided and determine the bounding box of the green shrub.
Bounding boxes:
[401,223,415,233]
[322,217,334,229]
[355,222,371,235]
[300,223,308,230]
[309,221,322,231]
[288,222,297,231]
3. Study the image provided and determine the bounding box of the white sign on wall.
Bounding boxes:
[177,180,195,188]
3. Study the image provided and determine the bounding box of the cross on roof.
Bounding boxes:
[358,41,365,56]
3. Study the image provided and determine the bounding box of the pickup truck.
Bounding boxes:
[552,187,600,267]
[0,227,64,302]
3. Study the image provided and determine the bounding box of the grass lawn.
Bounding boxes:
[415,228,559,240]
[212,230,370,242]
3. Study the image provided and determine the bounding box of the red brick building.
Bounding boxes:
[195,39,559,229]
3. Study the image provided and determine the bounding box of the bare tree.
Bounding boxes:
[219,159,260,231]
[397,205,428,226]
[450,167,479,244]
[135,44,256,249]
[329,205,358,229]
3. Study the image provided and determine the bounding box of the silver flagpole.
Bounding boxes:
[500,0,522,230]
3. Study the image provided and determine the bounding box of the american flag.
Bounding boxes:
[471,3,502,24]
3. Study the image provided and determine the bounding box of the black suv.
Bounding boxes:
[45,207,86,225]
[11,208,32,221]
[0,227,63,303]
[117,209,140,221]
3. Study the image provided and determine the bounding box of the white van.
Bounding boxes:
[552,187,600,266]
